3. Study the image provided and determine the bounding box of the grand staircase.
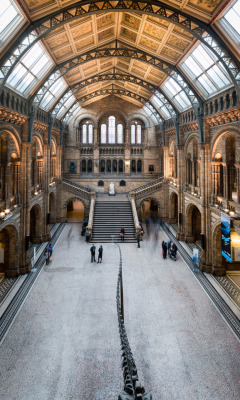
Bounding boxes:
[91,194,136,243]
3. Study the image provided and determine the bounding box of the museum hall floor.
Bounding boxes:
[0,223,239,400]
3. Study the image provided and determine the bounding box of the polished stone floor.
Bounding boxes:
[0,223,240,400]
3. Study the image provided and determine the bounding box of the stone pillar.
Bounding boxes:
[56,146,62,180]
[42,144,51,242]
[176,145,185,240]
[235,165,240,203]
[199,143,212,273]
[19,142,32,275]
[222,164,228,199]
[163,146,169,178]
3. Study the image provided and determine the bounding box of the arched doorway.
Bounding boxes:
[30,204,42,243]
[0,225,18,276]
[140,198,159,222]
[67,199,84,222]
[170,192,178,223]
[212,224,224,270]
[186,204,201,242]
[49,192,55,223]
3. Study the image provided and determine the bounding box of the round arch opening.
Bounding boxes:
[30,204,42,243]
[140,198,158,222]
[0,225,18,276]
[67,199,84,222]
[170,192,178,223]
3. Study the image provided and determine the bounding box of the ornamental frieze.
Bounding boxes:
[206,108,240,127]
[0,107,26,125]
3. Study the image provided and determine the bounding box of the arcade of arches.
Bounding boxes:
[1,0,240,277]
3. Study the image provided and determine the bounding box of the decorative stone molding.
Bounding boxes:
[206,107,240,127]
[0,107,26,125]
[180,122,198,134]
[33,121,47,133]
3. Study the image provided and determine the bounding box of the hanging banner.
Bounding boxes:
[221,214,232,262]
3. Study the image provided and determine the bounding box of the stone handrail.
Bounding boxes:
[87,193,96,236]
[61,178,93,199]
[129,177,164,199]
[129,196,141,232]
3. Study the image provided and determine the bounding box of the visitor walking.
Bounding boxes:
[97,245,103,263]
[167,240,172,257]
[90,244,96,262]
[136,230,141,248]
[86,228,91,243]
[120,226,125,241]
[162,241,167,259]
[47,243,53,261]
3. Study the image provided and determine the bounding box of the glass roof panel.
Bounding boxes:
[225,5,240,35]
[192,46,213,69]
[162,77,191,111]
[0,1,18,35]
[41,77,67,111]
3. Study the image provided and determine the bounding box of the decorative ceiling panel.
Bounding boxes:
[18,0,228,110]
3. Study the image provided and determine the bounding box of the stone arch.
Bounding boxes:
[30,203,43,243]
[0,125,21,158]
[211,127,240,159]
[32,133,43,157]
[212,222,224,272]
[185,203,201,242]
[0,223,19,276]
[49,191,56,223]
[64,197,86,221]
[169,191,178,223]
[138,197,161,221]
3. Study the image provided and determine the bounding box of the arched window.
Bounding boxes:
[82,124,87,144]
[137,125,141,144]
[137,159,142,173]
[101,124,107,144]
[81,159,86,174]
[117,124,123,144]
[108,116,115,143]
[119,159,123,173]
[88,159,92,173]
[81,121,93,144]
[131,125,136,144]
[88,124,93,144]
[131,160,136,173]
[100,159,105,173]
[131,121,143,144]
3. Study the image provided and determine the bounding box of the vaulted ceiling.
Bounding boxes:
[6,0,236,114]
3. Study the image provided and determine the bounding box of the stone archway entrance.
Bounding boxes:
[186,204,201,242]
[30,204,42,243]
[212,224,225,274]
[140,198,159,222]
[0,225,18,276]
[170,192,178,223]
[67,199,84,222]
[49,192,55,223]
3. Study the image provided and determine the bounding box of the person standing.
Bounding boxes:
[167,240,172,257]
[47,243,53,261]
[97,245,103,263]
[162,241,167,259]
[86,228,91,243]
[90,244,96,262]
[120,227,125,241]
[136,230,141,248]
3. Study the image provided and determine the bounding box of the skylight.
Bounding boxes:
[7,41,53,96]
[151,95,171,119]
[162,78,191,111]
[56,93,76,119]
[181,43,232,98]
[224,0,240,36]
[41,77,67,111]
[0,1,24,47]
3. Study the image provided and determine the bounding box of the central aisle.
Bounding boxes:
[0,223,239,400]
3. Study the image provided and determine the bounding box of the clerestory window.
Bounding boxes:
[219,0,240,47]
[41,77,67,111]
[100,116,124,144]
[131,122,142,144]
[81,121,93,144]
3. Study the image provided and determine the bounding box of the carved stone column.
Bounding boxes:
[163,146,169,178]
[176,145,185,240]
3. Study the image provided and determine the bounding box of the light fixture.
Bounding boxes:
[229,211,235,216]
[0,212,5,218]
[5,209,10,214]
[224,208,229,213]
[34,191,38,196]
[125,160,130,166]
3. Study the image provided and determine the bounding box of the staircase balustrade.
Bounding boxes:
[61,178,93,199]
[87,193,96,239]
[129,177,164,199]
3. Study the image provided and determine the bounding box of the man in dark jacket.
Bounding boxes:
[90,244,96,262]
[97,245,103,263]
